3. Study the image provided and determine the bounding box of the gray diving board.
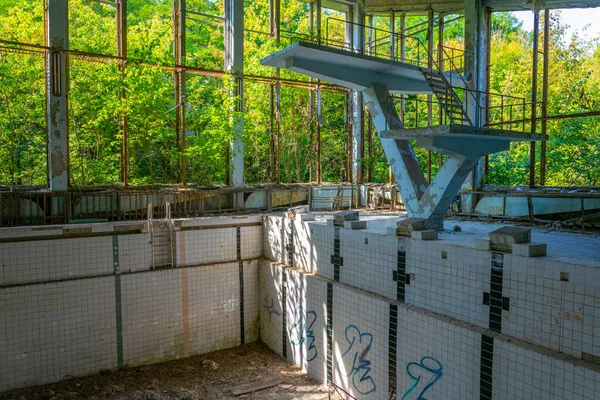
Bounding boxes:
[261,41,463,94]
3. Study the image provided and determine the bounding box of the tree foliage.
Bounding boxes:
[0,3,598,187]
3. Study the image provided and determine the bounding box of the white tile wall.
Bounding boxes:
[3,214,600,398]
[284,267,328,383]
[339,230,397,299]
[176,228,237,266]
[187,263,241,355]
[0,237,113,285]
[119,234,151,272]
[241,226,263,260]
[260,215,600,400]
[260,262,284,355]
[121,269,184,366]
[406,240,491,329]
[0,218,263,393]
[243,260,260,343]
[332,284,389,399]
[396,305,481,400]
[0,278,117,391]
[493,336,600,400]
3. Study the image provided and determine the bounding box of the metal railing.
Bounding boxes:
[321,18,535,133]
[386,90,533,132]
[0,186,310,227]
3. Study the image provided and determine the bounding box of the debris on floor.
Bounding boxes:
[0,343,340,400]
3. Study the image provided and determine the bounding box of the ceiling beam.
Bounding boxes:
[364,0,600,13]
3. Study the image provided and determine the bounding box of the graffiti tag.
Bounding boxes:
[263,295,281,322]
[342,324,376,395]
[402,356,443,400]
[289,306,318,362]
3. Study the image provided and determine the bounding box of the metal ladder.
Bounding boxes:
[421,69,473,126]
[148,202,175,269]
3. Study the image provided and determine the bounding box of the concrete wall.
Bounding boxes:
[0,216,262,392]
[2,212,599,399]
[262,216,600,400]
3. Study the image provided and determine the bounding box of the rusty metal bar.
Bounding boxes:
[116,0,128,186]
[530,11,540,188]
[426,10,434,183]
[540,9,549,186]
[316,80,322,184]
[174,0,187,185]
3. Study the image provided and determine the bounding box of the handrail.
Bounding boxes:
[319,17,534,131]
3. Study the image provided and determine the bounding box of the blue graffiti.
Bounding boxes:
[263,295,280,322]
[342,324,376,395]
[402,356,443,400]
[290,307,318,362]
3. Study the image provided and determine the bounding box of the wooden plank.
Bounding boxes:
[230,377,283,396]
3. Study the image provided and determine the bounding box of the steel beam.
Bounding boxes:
[530,10,540,188]
[271,0,281,183]
[46,0,69,191]
[541,9,549,186]
[416,154,479,228]
[363,82,427,214]
[427,10,434,183]
[224,0,244,206]
[351,1,365,184]
[462,0,490,212]
[316,0,322,184]
[363,0,600,13]
[117,0,128,185]
[174,0,186,185]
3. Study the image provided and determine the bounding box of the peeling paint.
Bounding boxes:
[50,149,67,178]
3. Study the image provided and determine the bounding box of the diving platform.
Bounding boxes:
[261,42,546,229]
[261,41,463,94]
[381,124,546,157]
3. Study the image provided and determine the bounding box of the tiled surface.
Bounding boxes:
[119,234,151,272]
[243,260,260,343]
[262,259,600,400]
[0,218,262,393]
[176,228,237,266]
[260,262,283,356]
[284,267,328,383]
[340,231,397,299]
[121,269,184,366]
[262,215,600,400]
[2,212,600,397]
[0,237,113,285]
[187,263,241,355]
[493,336,600,400]
[406,240,491,329]
[332,284,389,399]
[396,306,481,400]
[0,278,117,391]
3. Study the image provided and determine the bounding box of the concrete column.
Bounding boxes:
[174,0,187,184]
[46,0,69,191]
[224,0,244,207]
[350,1,364,185]
[117,0,128,185]
[363,82,428,215]
[462,0,490,212]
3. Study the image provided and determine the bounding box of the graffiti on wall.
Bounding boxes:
[289,306,318,362]
[263,295,281,322]
[401,356,443,400]
[342,324,376,395]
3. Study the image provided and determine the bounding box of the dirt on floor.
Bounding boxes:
[0,343,342,400]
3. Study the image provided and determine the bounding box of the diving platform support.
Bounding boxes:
[261,42,545,229]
